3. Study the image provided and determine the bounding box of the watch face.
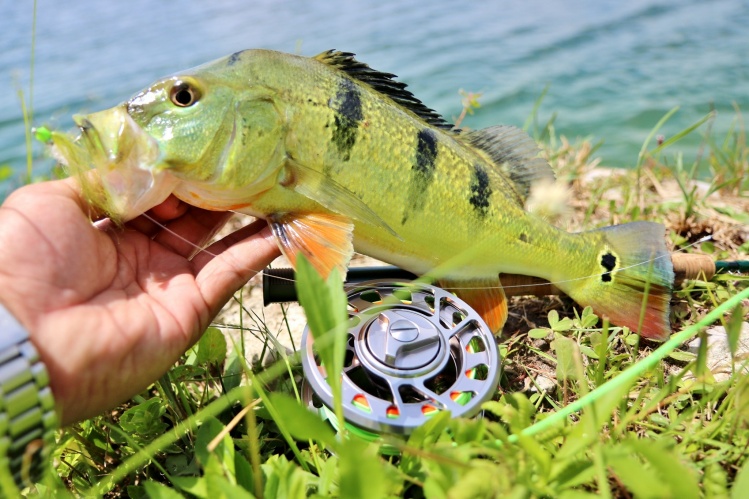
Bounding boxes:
[0,303,29,350]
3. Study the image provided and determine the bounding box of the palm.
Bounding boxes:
[0,179,279,424]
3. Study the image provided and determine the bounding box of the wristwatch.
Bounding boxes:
[0,303,58,486]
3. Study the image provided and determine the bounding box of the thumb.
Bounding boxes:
[194,219,280,318]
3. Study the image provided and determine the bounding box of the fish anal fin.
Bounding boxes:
[269,212,353,280]
[462,125,555,203]
[439,277,508,334]
[313,50,453,130]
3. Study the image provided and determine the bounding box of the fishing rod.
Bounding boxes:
[266,252,747,439]
[262,253,749,305]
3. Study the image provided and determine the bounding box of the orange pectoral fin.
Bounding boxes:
[439,277,508,334]
[269,212,354,280]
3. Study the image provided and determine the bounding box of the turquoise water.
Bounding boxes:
[2,0,748,195]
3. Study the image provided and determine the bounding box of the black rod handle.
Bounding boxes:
[262,266,417,305]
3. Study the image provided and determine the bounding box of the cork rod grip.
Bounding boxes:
[670,253,716,285]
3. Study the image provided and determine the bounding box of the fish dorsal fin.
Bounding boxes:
[462,125,555,202]
[314,50,453,130]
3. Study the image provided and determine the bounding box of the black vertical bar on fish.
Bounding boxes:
[330,79,363,161]
[403,129,439,224]
[468,164,492,218]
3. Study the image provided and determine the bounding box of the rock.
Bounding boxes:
[526,374,557,394]
[684,322,749,382]
[531,338,548,350]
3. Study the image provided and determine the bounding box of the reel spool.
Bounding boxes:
[300,281,501,436]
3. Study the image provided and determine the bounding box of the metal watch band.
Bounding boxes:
[0,304,58,486]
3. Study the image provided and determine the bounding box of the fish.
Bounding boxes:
[52,49,674,340]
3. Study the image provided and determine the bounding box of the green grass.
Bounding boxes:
[9,104,746,498]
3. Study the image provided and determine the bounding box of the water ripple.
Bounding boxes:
[1,0,748,188]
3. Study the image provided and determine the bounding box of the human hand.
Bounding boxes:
[0,178,280,425]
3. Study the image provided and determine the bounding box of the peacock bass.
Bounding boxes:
[52,49,674,340]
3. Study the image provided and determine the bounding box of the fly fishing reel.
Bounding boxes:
[298,281,502,436]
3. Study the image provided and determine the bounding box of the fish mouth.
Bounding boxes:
[70,106,177,222]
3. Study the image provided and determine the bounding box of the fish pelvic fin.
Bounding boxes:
[269,212,354,280]
[562,222,674,341]
[440,276,508,334]
[462,125,555,203]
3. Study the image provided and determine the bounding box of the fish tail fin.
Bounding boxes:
[562,222,674,341]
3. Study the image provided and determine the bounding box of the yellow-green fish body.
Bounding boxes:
[64,49,674,339]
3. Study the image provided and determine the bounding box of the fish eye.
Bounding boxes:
[169,81,200,107]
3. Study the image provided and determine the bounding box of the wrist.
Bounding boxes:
[0,302,59,487]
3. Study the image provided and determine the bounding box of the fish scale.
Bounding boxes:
[54,48,675,340]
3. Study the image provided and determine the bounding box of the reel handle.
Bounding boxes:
[262,253,719,304]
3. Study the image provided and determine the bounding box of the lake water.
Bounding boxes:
[2,0,748,195]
